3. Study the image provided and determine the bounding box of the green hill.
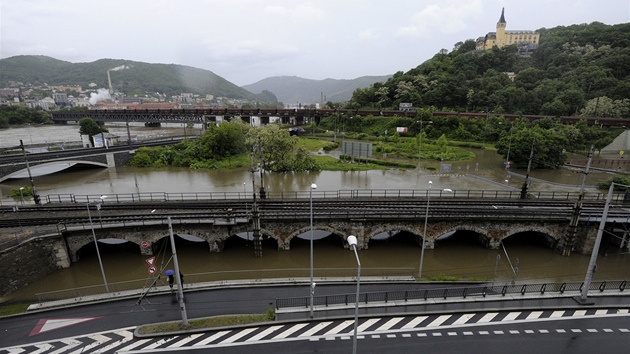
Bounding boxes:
[351,22,630,117]
[0,56,267,101]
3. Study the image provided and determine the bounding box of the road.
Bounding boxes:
[1,284,629,353]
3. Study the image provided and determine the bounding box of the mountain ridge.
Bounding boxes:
[0,55,391,105]
[242,75,392,105]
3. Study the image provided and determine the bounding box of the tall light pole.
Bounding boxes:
[418,183,452,279]
[418,181,433,279]
[96,195,107,228]
[19,187,24,205]
[347,235,361,354]
[580,182,616,302]
[87,201,109,293]
[309,183,317,318]
[168,216,189,326]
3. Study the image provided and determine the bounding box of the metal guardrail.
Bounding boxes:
[40,189,612,205]
[275,280,629,309]
[33,267,415,304]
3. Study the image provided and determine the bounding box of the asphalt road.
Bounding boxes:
[2,283,630,353]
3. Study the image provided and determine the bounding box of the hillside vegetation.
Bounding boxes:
[0,56,268,101]
[351,22,630,118]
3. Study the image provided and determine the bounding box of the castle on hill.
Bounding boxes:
[476,8,540,55]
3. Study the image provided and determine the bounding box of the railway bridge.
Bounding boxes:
[35,196,624,265]
[0,139,186,183]
[3,195,628,296]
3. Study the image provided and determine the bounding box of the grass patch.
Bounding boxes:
[137,313,274,335]
[0,303,30,317]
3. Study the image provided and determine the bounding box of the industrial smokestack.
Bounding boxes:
[107,70,113,95]
[106,65,131,95]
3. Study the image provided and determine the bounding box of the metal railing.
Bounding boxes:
[39,189,612,205]
[275,280,628,309]
[33,267,414,304]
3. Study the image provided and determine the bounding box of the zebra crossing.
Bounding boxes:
[2,308,629,353]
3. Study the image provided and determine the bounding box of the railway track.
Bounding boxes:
[0,198,612,229]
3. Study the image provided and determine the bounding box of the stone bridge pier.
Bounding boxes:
[60,216,597,263]
[63,222,250,262]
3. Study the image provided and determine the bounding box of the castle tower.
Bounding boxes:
[496,8,507,47]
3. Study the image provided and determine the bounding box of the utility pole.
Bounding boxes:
[563,145,594,256]
[19,140,40,205]
[520,138,536,199]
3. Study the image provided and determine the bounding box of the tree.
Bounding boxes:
[248,125,317,172]
[78,117,107,145]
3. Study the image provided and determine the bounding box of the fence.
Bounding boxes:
[33,267,414,304]
[275,280,628,309]
[39,189,613,205]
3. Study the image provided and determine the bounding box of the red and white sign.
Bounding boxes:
[148,266,157,274]
[145,257,155,266]
[141,241,149,248]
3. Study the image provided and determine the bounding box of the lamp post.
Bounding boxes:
[347,235,361,354]
[19,187,24,205]
[580,182,617,302]
[168,216,189,326]
[418,183,452,279]
[87,201,109,293]
[418,181,433,279]
[309,183,317,318]
[96,195,107,228]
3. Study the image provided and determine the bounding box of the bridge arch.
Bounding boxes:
[0,160,109,182]
[277,225,347,250]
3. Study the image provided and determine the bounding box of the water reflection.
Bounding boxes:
[5,225,630,304]
[2,124,630,302]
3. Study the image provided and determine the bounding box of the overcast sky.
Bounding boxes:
[1,0,628,86]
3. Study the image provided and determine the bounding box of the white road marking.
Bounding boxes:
[526,311,543,320]
[452,313,475,325]
[272,323,308,339]
[93,330,134,353]
[247,325,284,341]
[167,333,203,348]
[501,312,521,322]
[357,318,380,332]
[298,321,333,337]
[323,320,354,336]
[67,334,111,354]
[195,330,231,345]
[426,315,451,327]
[220,328,258,344]
[376,317,404,331]
[549,310,565,318]
[477,312,499,323]
[48,339,83,354]
[401,316,428,329]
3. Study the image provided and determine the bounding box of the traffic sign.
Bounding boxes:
[148,266,156,274]
[145,257,155,266]
[141,241,149,248]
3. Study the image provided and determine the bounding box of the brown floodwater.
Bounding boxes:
[2,124,629,303]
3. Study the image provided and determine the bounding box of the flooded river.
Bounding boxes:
[1,124,629,303]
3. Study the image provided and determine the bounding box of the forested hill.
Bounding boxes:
[0,56,269,101]
[352,22,630,118]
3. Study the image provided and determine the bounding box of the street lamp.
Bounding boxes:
[418,182,452,279]
[347,235,361,354]
[309,182,317,318]
[580,182,618,302]
[418,181,433,279]
[168,216,189,327]
[87,200,109,293]
[96,195,107,228]
[19,187,24,205]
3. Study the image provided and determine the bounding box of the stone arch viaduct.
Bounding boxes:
[60,216,599,265]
